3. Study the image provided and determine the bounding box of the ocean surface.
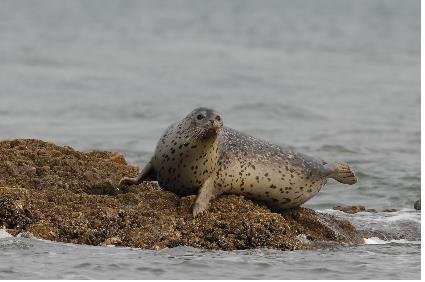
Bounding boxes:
[0,0,421,279]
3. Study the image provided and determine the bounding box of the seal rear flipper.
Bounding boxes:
[327,162,357,185]
[118,161,157,191]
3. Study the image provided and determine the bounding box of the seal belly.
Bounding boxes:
[216,127,330,209]
[220,160,327,209]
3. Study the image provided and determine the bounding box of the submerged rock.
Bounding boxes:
[332,205,380,214]
[0,139,363,250]
[334,205,400,214]
[382,208,397,213]
[414,200,420,210]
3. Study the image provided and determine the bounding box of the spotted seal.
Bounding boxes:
[119,107,357,217]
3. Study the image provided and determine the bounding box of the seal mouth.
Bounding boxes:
[200,127,219,139]
[210,118,223,130]
[196,118,223,140]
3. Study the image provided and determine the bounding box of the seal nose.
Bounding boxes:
[209,115,223,129]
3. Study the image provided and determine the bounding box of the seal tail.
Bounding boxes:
[328,162,357,185]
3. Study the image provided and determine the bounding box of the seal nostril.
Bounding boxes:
[215,115,221,121]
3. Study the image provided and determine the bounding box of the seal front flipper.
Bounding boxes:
[118,161,157,192]
[192,178,220,217]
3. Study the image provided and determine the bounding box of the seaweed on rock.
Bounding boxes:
[0,139,363,250]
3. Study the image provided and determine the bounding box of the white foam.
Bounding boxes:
[319,208,421,244]
[295,234,309,243]
[364,237,416,245]
[320,208,421,224]
[384,211,421,224]
[0,229,12,238]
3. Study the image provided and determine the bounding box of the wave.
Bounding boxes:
[0,229,12,239]
[364,237,420,245]
[320,208,421,243]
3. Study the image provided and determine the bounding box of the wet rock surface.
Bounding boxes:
[333,205,367,214]
[414,200,420,210]
[0,139,364,250]
[333,205,399,214]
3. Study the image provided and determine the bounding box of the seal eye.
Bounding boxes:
[196,114,204,120]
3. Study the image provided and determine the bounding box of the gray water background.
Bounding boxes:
[0,0,421,279]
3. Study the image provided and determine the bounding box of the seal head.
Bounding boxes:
[146,107,223,196]
[184,107,223,140]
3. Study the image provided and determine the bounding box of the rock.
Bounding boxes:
[414,199,420,210]
[6,229,20,236]
[333,205,400,214]
[0,139,364,250]
[109,152,127,165]
[366,209,377,213]
[333,205,366,214]
[103,236,122,246]
[382,208,397,213]
[17,231,33,238]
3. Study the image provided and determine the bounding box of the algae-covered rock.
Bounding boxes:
[0,139,363,250]
[333,205,366,214]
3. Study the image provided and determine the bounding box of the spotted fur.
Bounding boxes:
[119,108,357,217]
